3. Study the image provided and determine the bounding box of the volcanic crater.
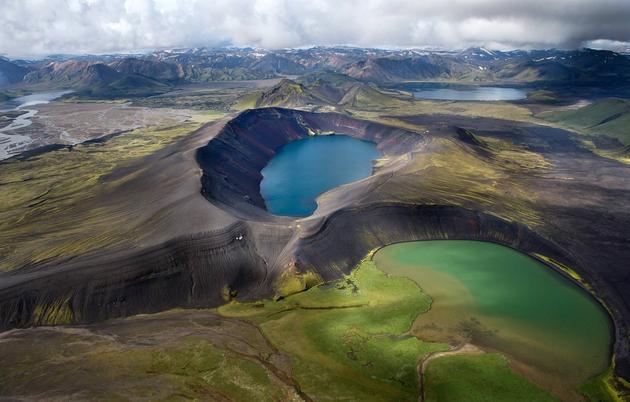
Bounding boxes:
[1,107,629,381]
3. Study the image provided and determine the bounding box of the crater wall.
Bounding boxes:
[196,107,422,217]
[0,222,268,329]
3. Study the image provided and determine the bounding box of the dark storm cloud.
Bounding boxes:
[1,0,629,58]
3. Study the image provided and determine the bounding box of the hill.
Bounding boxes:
[254,74,412,109]
[254,79,328,108]
[541,98,630,145]
[496,60,580,82]
[337,82,411,108]
[297,72,362,103]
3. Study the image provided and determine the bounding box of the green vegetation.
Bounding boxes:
[374,241,613,400]
[424,354,558,402]
[0,112,222,271]
[0,253,611,401]
[527,89,563,103]
[338,83,411,109]
[254,78,327,108]
[234,90,263,109]
[0,313,301,401]
[98,338,288,401]
[579,365,628,402]
[379,135,546,227]
[221,260,447,401]
[350,98,536,124]
[298,71,361,88]
[541,98,630,146]
[221,258,568,401]
[273,268,323,298]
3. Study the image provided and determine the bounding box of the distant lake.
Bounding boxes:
[402,84,526,101]
[0,90,73,160]
[1,90,73,111]
[260,135,380,217]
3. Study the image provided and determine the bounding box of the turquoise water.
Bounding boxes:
[374,241,613,390]
[260,135,380,217]
[404,84,526,101]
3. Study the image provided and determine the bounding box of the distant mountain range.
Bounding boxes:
[1,47,629,98]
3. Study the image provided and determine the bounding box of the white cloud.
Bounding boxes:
[0,0,629,58]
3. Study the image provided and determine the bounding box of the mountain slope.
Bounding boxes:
[0,58,28,86]
[23,61,121,86]
[298,72,362,103]
[250,54,307,75]
[344,56,455,81]
[337,82,411,108]
[542,98,630,145]
[255,79,328,108]
[80,74,171,98]
[108,58,181,82]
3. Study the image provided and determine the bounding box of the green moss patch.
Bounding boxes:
[424,354,558,402]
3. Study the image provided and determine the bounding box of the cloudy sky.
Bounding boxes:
[2,0,630,58]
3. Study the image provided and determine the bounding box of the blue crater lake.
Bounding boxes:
[260,135,380,217]
[404,84,526,101]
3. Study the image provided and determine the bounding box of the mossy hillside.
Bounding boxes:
[350,99,535,123]
[580,365,629,402]
[541,98,630,146]
[375,136,546,227]
[254,79,328,108]
[337,83,412,110]
[0,261,443,402]
[273,268,323,298]
[0,323,298,401]
[527,89,564,104]
[578,138,630,164]
[424,354,558,402]
[0,112,222,271]
[234,90,264,110]
[221,260,447,401]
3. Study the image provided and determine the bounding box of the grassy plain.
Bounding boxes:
[0,311,302,401]
[424,354,558,402]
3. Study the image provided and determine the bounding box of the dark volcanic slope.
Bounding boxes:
[0,222,268,328]
[1,107,629,382]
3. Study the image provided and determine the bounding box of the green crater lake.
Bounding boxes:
[260,135,380,217]
[373,241,613,394]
